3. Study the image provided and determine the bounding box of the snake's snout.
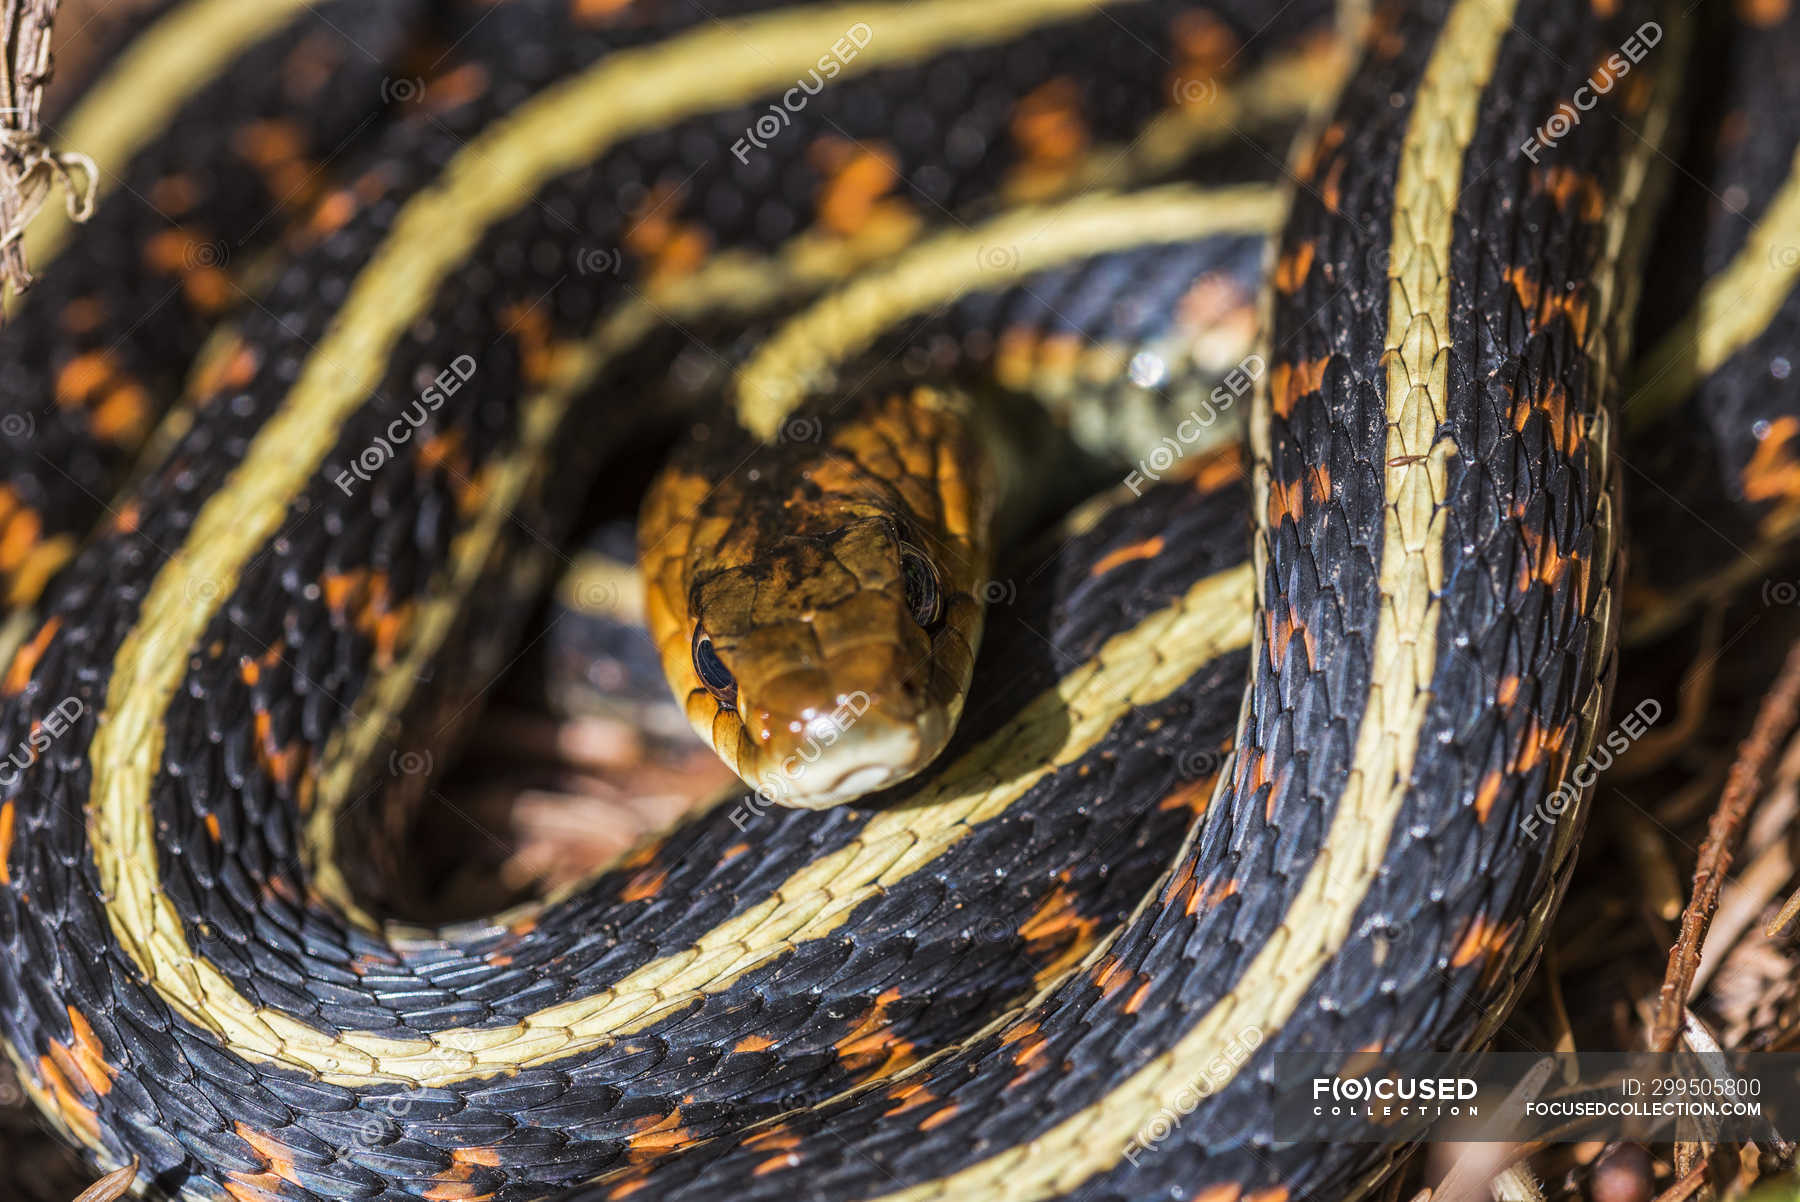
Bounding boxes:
[735,644,953,810]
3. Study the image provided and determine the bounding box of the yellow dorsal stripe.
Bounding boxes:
[87,0,1150,1085]
[733,184,1285,437]
[860,3,1515,1198]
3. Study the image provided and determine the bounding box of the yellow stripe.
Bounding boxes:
[87,0,1148,1085]
[1629,142,1800,425]
[734,184,1284,438]
[304,188,1278,921]
[17,0,317,286]
[863,4,1515,1198]
[115,559,1251,1084]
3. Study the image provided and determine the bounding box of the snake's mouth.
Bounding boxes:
[735,695,952,809]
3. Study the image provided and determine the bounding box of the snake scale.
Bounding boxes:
[0,0,1797,1199]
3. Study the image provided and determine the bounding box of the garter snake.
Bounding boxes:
[0,0,1794,1200]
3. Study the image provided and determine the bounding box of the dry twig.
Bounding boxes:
[0,0,93,305]
[70,1159,136,1202]
[1650,639,1800,1052]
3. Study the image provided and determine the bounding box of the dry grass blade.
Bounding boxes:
[0,0,93,305]
[70,1159,136,1202]
[1650,639,1800,1052]
[1648,1158,1711,1202]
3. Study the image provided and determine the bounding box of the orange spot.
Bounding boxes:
[811,139,904,238]
[1169,10,1238,108]
[252,708,297,788]
[58,296,105,334]
[56,351,115,406]
[319,568,412,666]
[4,616,59,695]
[918,1104,960,1131]
[205,813,222,841]
[1295,124,1345,187]
[235,119,306,167]
[833,987,915,1076]
[1192,1188,1244,1202]
[885,1079,937,1116]
[576,0,636,18]
[1173,273,1257,344]
[1473,770,1505,824]
[1266,477,1307,527]
[1269,357,1329,419]
[619,867,667,903]
[1744,416,1800,510]
[1020,884,1101,960]
[1272,241,1314,293]
[233,118,320,210]
[0,801,12,885]
[1195,874,1238,910]
[623,1110,693,1161]
[624,182,712,285]
[1451,917,1517,972]
[63,1008,112,1097]
[1738,0,1788,25]
[734,1034,775,1053]
[0,506,43,575]
[1318,157,1347,214]
[1537,166,1605,223]
[754,1153,800,1177]
[500,303,559,387]
[143,230,233,313]
[193,340,261,397]
[33,1054,99,1142]
[1158,772,1216,815]
[1012,78,1088,165]
[743,1128,804,1152]
[308,189,358,237]
[423,1186,494,1202]
[1192,444,1246,495]
[1505,265,1591,343]
[1090,536,1165,577]
[421,63,490,114]
[1091,955,1129,998]
[421,1147,502,1201]
[149,173,201,215]
[91,382,151,442]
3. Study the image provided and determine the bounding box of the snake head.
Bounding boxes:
[641,387,994,808]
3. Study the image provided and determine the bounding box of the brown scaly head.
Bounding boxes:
[640,384,997,809]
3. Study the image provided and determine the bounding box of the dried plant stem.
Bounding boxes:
[0,0,94,306]
[1649,638,1800,1052]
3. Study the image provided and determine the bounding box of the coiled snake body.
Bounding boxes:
[0,0,1795,1199]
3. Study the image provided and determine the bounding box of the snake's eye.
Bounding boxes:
[692,629,737,707]
[899,541,943,629]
